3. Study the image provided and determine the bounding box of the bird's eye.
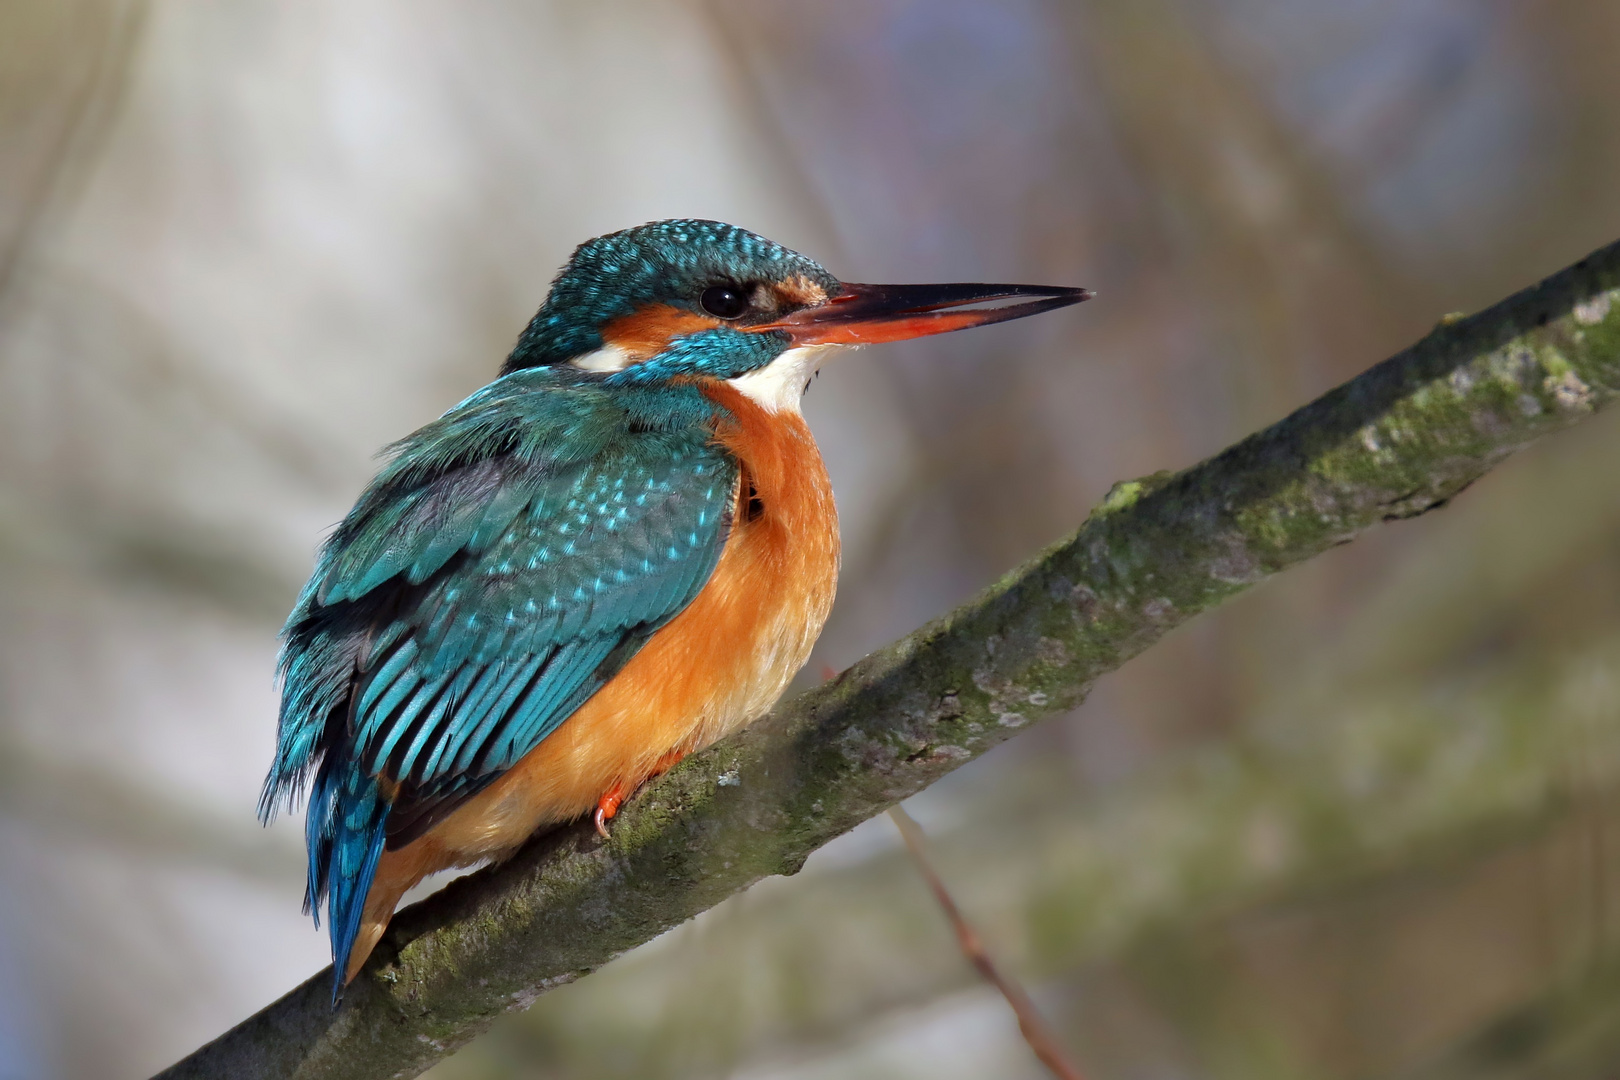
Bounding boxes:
[700,285,751,319]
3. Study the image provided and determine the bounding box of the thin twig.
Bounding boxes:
[889,805,1086,1080]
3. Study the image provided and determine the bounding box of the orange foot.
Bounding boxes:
[593,749,689,839]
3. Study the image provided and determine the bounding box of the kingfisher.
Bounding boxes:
[260,219,1088,996]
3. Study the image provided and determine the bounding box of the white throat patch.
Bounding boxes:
[727,344,849,414]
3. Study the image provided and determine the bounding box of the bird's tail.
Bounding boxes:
[305,749,389,1003]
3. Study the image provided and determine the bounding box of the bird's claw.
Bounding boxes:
[594,787,625,839]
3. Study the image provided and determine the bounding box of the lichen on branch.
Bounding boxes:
[155,240,1620,1080]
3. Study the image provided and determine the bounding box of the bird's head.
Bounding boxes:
[504,219,1089,411]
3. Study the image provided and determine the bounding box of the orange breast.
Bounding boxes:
[348,382,841,977]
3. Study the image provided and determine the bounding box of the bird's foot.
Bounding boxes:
[592,750,690,839]
[593,786,625,839]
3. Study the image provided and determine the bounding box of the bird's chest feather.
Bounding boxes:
[690,380,841,732]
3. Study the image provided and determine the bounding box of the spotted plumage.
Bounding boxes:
[260,219,1088,997]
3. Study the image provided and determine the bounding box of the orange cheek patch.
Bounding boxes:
[602,304,723,360]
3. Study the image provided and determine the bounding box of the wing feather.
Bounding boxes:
[264,374,737,994]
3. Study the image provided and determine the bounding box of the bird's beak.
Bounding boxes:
[754,281,1091,346]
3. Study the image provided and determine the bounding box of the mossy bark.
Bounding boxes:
[154,240,1620,1080]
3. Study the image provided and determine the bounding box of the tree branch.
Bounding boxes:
[155,240,1620,1080]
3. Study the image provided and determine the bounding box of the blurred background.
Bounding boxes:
[3,1,1620,1077]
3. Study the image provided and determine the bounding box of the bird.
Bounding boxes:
[259,219,1089,997]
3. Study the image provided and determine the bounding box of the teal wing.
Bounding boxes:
[260,373,737,993]
[348,447,735,836]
